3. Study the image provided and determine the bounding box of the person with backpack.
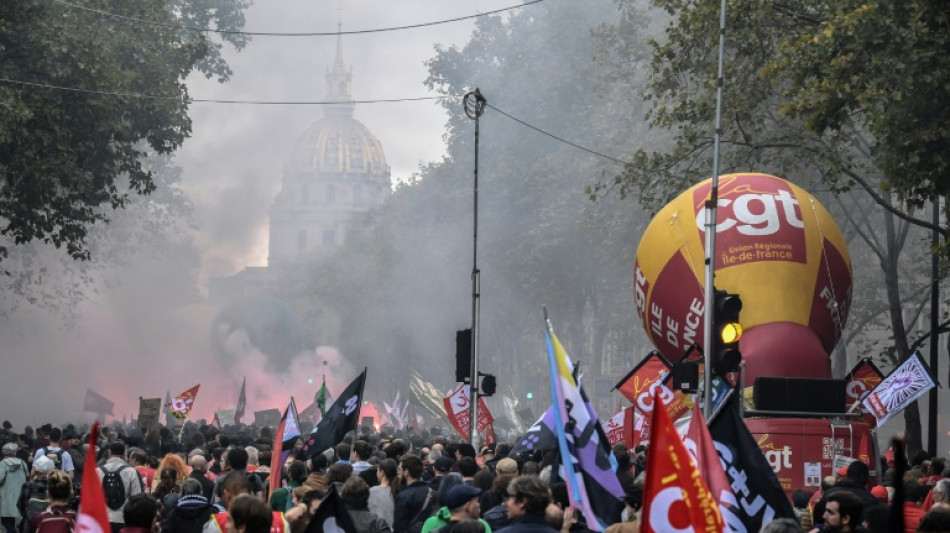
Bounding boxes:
[0,443,28,533]
[162,478,215,533]
[268,461,306,513]
[97,442,143,533]
[31,472,74,533]
[18,457,53,533]
[33,430,74,480]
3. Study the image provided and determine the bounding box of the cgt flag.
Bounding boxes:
[301,369,366,458]
[685,402,741,533]
[709,394,795,531]
[83,389,115,416]
[642,389,722,533]
[167,384,200,421]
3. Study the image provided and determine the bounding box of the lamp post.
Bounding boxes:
[464,88,487,445]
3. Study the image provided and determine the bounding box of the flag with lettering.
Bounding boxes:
[642,389,722,533]
[708,394,795,531]
[685,402,741,533]
[443,384,494,441]
[605,407,638,450]
[614,351,671,408]
[234,377,247,424]
[301,370,366,458]
[77,422,110,533]
[167,384,200,420]
[546,318,624,530]
[844,358,884,409]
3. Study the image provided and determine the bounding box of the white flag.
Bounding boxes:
[862,352,936,426]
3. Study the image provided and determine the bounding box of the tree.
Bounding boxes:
[593,0,948,455]
[0,0,249,266]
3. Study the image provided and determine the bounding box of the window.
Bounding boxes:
[326,184,336,203]
[297,230,307,253]
[300,185,309,205]
[323,229,336,246]
[353,184,362,205]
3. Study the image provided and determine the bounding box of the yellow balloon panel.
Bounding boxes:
[634,173,851,366]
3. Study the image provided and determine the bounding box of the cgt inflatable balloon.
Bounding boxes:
[634,173,851,383]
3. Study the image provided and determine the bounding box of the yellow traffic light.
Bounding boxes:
[720,321,742,344]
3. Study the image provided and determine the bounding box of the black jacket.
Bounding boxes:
[392,481,435,533]
[495,515,559,533]
[188,471,215,502]
[162,495,215,533]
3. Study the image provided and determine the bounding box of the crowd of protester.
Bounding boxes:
[0,419,949,533]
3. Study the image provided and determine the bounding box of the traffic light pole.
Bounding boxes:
[464,89,486,446]
[703,0,728,419]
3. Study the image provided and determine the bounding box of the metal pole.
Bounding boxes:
[464,89,486,446]
[703,0,728,419]
[929,197,940,456]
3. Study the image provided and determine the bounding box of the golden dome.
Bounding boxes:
[290,114,388,176]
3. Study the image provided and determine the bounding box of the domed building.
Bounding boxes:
[269,34,391,265]
[210,33,390,301]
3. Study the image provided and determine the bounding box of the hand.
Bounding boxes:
[562,506,577,532]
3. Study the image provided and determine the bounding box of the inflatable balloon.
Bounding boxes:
[634,173,851,383]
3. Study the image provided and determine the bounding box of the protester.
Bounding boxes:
[31,471,74,533]
[226,495,272,533]
[494,476,558,533]
[393,455,436,533]
[811,491,863,533]
[421,485,488,533]
[33,429,74,480]
[340,477,391,532]
[98,441,145,533]
[369,459,397,528]
[162,478,216,533]
[269,460,306,512]
[0,443,27,533]
[120,495,157,533]
[188,454,216,501]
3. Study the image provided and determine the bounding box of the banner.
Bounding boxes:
[253,409,281,427]
[709,395,795,531]
[167,384,200,421]
[83,389,115,415]
[614,351,671,408]
[862,352,936,426]
[137,398,162,430]
[641,390,723,533]
[301,369,367,458]
[216,409,236,426]
[443,384,494,441]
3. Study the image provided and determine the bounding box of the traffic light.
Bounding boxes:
[480,373,496,396]
[712,289,743,375]
[455,329,472,382]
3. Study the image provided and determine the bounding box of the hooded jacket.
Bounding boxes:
[0,456,28,518]
[162,494,216,533]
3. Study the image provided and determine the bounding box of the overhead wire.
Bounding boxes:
[0,77,629,166]
[52,0,545,37]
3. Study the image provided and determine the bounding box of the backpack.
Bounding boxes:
[41,448,62,471]
[100,464,129,510]
[35,508,76,533]
[19,480,50,532]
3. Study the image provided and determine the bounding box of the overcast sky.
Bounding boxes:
[177,0,521,283]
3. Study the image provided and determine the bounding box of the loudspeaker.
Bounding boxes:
[455,329,472,382]
[753,377,846,413]
[669,360,700,393]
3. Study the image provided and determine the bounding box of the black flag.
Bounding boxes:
[302,483,356,533]
[708,394,795,531]
[301,369,366,458]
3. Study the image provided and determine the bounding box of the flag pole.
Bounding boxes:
[464,89,486,447]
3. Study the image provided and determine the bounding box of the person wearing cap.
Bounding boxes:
[0,443,28,533]
[420,485,489,533]
[428,456,456,491]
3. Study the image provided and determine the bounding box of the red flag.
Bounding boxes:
[211,412,221,430]
[77,423,110,533]
[442,384,493,441]
[270,413,288,493]
[234,377,247,424]
[642,389,723,533]
[685,402,739,532]
[615,351,671,407]
[167,384,200,421]
[844,358,884,409]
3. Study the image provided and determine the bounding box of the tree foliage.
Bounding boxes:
[0,0,249,266]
